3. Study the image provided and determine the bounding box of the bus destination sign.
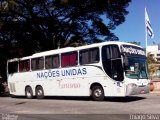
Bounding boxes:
[121,45,145,56]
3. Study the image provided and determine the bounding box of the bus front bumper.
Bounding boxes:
[126,83,150,96]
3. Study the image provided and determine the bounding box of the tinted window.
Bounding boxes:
[61,52,77,67]
[79,49,89,65]
[19,60,30,72]
[45,55,59,69]
[111,59,124,81]
[80,47,99,65]
[69,52,77,66]
[102,45,120,60]
[31,57,44,70]
[8,61,18,74]
[102,45,123,81]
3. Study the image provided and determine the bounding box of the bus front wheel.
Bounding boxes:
[25,86,33,99]
[91,85,104,101]
[36,86,44,99]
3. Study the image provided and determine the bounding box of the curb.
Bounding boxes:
[150,91,160,94]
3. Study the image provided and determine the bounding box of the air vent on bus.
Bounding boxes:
[9,83,16,92]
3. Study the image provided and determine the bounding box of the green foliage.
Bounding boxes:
[147,52,156,64]
[147,52,158,78]
[1,0,131,56]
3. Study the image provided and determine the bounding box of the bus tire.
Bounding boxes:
[25,86,33,99]
[36,86,44,99]
[91,85,104,101]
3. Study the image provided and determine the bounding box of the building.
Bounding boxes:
[146,45,160,62]
[146,44,160,78]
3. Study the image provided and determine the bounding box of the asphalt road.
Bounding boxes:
[0,93,160,120]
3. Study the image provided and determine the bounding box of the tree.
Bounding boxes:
[0,0,131,57]
[0,0,131,80]
[147,52,158,79]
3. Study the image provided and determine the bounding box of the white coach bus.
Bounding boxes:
[7,41,150,101]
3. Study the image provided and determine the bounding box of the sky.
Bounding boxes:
[112,0,160,48]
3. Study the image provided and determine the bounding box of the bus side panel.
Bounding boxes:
[7,66,126,97]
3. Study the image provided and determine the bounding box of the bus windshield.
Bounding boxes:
[125,56,148,79]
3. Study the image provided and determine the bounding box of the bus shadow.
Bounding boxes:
[6,95,146,103]
[40,96,146,102]
[104,96,146,102]
[43,96,91,101]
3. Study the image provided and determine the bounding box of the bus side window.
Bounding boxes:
[31,57,44,70]
[19,60,30,72]
[52,55,60,68]
[61,53,69,67]
[70,52,77,66]
[45,56,52,69]
[90,48,99,63]
[45,55,59,69]
[80,47,99,65]
[80,50,89,65]
[61,52,77,67]
[8,61,18,74]
[19,61,23,72]
[26,60,30,71]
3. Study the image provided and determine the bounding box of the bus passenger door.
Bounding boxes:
[111,59,125,96]
[102,45,125,96]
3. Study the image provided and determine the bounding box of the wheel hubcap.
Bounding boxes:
[27,91,31,97]
[37,90,42,96]
[94,89,102,97]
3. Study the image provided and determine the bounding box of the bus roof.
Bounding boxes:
[31,47,75,57]
[7,41,143,62]
[77,41,142,50]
